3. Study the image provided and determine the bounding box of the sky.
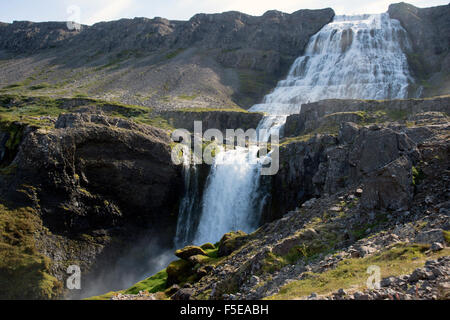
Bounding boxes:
[0,0,448,25]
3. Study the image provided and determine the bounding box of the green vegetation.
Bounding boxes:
[124,269,168,294]
[444,230,450,244]
[0,204,62,299]
[0,94,176,131]
[412,166,425,186]
[267,243,449,300]
[165,48,185,60]
[175,106,246,113]
[28,83,52,91]
[177,94,198,101]
[237,70,278,108]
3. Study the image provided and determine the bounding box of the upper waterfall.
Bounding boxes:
[250,13,412,115]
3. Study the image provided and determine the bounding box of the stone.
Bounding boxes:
[175,246,208,260]
[171,288,194,300]
[409,268,434,283]
[415,229,445,245]
[361,156,413,210]
[431,242,444,252]
[300,228,318,240]
[302,198,317,208]
[200,243,216,250]
[218,231,248,257]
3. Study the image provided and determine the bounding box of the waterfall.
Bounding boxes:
[174,155,200,248]
[176,13,412,246]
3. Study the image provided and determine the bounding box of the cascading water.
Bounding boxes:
[176,13,413,246]
[174,154,201,248]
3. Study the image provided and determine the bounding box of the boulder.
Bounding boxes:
[415,229,445,245]
[218,231,248,257]
[200,243,216,250]
[170,288,194,300]
[166,259,193,286]
[361,156,413,210]
[175,246,208,260]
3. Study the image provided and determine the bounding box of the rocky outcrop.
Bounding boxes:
[269,97,450,218]
[388,2,450,97]
[160,109,263,133]
[284,96,450,137]
[361,156,413,210]
[0,112,183,299]
[0,21,83,53]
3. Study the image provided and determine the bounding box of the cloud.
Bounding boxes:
[84,0,134,24]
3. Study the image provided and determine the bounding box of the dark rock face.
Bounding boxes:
[269,96,449,218]
[10,113,181,232]
[284,96,450,137]
[160,109,263,134]
[0,21,82,53]
[0,113,183,298]
[0,9,334,59]
[388,2,450,97]
[361,156,413,210]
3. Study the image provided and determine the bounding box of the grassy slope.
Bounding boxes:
[268,244,450,300]
[0,204,62,299]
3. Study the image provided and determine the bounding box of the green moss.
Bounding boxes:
[267,243,448,300]
[166,259,192,285]
[124,269,168,294]
[28,83,52,91]
[0,204,62,299]
[444,230,450,244]
[177,94,198,101]
[85,291,120,300]
[165,48,185,60]
[412,166,425,186]
[200,243,215,250]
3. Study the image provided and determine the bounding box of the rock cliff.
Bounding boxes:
[388,2,450,97]
[0,9,334,109]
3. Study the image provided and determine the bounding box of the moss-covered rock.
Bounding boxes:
[175,245,208,260]
[200,243,215,250]
[166,259,193,286]
[218,230,248,257]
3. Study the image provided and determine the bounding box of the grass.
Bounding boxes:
[0,93,176,131]
[165,48,185,60]
[0,204,62,299]
[123,269,168,294]
[90,245,224,300]
[177,94,198,101]
[267,243,449,300]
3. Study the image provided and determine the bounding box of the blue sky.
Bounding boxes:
[0,0,448,25]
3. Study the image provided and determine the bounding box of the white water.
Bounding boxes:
[180,13,412,245]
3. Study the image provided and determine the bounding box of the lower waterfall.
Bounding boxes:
[175,12,413,246]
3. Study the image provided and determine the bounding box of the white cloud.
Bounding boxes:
[84,0,134,24]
